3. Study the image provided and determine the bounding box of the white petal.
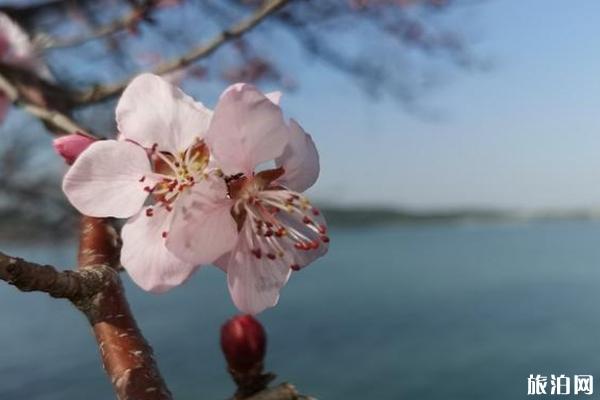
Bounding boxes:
[265,91,282,105]
[276,119,320,192]
[166,178,238,264]
[62,140,152,218]
[121,206,197,293]
[223,224,291,314]
[116,73,212,153]
[206,83,289,175]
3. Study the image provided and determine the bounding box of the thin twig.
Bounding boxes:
[73,0,291,105]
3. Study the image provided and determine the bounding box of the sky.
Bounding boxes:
[275,0,600,211]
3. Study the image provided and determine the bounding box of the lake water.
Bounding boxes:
[2,220,600,399]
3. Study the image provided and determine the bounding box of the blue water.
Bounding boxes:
[2,220,600,399]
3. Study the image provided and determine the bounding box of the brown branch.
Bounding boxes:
[0,216,172,400]
[0,251,104,300]
[73,0,291,105]
[77,216,172,400]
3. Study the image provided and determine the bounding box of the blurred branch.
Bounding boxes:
[36,1,160,50]
[73,0,291,105]
[0,69,96,137]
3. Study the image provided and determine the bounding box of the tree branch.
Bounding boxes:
[0,70,96,137]
[0,251,105,300]
[77,216,173,400]
[73,0,291,105]
[0,217,172,400]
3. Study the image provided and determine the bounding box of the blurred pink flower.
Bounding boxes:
[166,83,329,314]
[62,74,235,292]
[52,133,96,165]
[0,12,52,121]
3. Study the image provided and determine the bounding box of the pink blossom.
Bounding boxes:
[62,74,236,293]
[166,83,328,314]
[53,133,96,165]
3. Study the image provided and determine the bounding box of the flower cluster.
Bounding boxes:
[62,74,329,314]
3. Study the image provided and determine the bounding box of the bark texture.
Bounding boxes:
[77,216,173,400]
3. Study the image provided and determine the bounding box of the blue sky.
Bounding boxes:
[273,0,600,210]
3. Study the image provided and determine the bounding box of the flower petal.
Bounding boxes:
[166,177,238,264]
[62,140,152,218]
[116,73,212,153]
[206,83,289,175]
[222,224,292,314]
[265,91,282,105]
[121,206,197,293]
[275,119,320,192]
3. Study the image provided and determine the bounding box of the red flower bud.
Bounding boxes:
[221,315,266,373]
[53,132,95,165]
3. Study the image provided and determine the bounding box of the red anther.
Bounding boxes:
[264,230,274,237]
[275,228,285,237]
[267,253,276,260]
[168,181,177,192]
[143,186,154,193]
[139,176,146,183]
[162,231,168,238]
[151,143,158,153]
[294,242,304,250]
[188,176,194,182]
[321,235,330,243]
[178,184,185,192]
[251,248,262,259]
[221,315,266,373]
[145,208,154,217]
[265,221,273,228]
[310,240,320,250]
[318,225,327,234]
[165,204,173,212]
[312,208,320,216]
[290,264,301,271]
[302,216,312,225]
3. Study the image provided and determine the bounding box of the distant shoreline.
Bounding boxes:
[318,206,600,227]
[2,207,600,241]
